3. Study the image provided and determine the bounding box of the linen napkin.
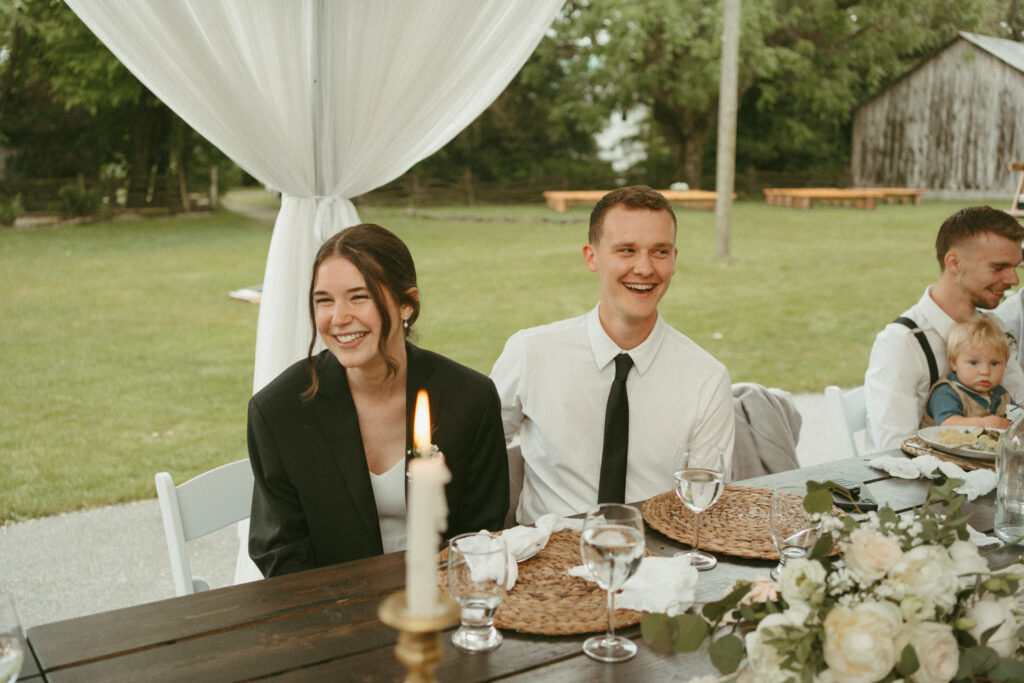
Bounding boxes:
[566,555,698,616]
[869,454,997,501]
[484,514,585,590]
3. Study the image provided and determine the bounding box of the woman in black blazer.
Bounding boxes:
[248,224,509,577]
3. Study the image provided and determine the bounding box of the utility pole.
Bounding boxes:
[714,0,741,264]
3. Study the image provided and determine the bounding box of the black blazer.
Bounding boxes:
[247,344,509,577]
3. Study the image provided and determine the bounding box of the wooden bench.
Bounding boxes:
[763,187,928,210]
[542,189,719,212]
[1010,162,1024,218]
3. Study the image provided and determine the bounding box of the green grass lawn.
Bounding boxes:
[0,197,994,522]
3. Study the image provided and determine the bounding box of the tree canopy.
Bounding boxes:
[2,0,1022,206]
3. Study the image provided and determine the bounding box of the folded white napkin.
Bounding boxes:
[869,454,998,501]
[487,514,584,590]
[566,555,698,616]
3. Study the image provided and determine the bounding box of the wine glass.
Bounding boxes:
[580,503,646,663]
[446,531,508,653]
[0,593,24,683]
[770,484,822,580]
[673,446,725,571]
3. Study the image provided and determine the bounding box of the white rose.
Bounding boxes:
[842,528,903,583]
[899,594,935,622]
[966,597,1019,657]
[779,558,826,605]
[887,545,958,611]
[948,540,989,588]
[896,621,959,683]
[822,601,902,683]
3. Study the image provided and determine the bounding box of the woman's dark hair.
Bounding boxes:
[302,224,419,400]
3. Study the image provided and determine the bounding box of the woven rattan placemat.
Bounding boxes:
[900,436,993,471]
[642,486,779,560]
[438,529,645,636]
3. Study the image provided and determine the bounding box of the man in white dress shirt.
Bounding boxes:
[490,186,735,524]
[996,288,1024,373]
[865,206,1024,451]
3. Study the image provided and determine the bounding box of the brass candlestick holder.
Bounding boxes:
[378,590,460,683]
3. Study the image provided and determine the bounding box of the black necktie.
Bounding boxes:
[598,353,633,503]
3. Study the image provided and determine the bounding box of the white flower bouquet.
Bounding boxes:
[641,479,1024,682]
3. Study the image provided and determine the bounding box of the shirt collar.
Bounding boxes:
[921,286,957,338]
[585,304,665,375]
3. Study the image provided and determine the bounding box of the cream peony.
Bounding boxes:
[822,601,902,683]
[842,528,903,583]
[886,545,958,610]
[779,558,826,606]
[745,605,811,683]
[896,621,959,683]
[966,597,1020,657]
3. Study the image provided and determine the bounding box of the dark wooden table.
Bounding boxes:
[24,452,1001,682]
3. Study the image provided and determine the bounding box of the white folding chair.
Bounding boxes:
[155,459,255,596]
[825,385,866,459]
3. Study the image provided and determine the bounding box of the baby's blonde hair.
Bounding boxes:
[946,317,1010,363]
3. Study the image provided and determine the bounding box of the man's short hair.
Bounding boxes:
[935,206,1024,270]
[946,316,1010,363]
[588,185,677,244]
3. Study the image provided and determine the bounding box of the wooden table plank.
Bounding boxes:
[29,552,405,672]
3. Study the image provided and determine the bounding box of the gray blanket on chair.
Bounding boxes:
[731,382,801,480]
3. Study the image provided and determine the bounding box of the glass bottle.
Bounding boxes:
[994,412,1024,544]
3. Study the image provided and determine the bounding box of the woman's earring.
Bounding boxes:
[403,317,409,329]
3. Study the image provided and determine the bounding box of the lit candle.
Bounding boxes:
[405,390,451,616]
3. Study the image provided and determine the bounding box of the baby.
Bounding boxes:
[923,317,1013,429]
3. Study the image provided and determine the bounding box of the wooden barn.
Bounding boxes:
[851,32,1024,199]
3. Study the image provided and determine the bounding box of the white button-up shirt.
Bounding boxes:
[865,287,1024,450]
[491,305,735,523]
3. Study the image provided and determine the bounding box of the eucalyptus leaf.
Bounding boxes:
[987,657,1024,681]
[804,487,832,514]
[896,643,919,676]
[640,613,674,654]
[957,644,1000,677]
[671,613,710,653]
[709,633,745,674]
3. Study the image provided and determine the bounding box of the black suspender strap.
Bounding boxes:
[893,316,939,386]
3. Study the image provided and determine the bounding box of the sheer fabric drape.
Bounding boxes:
[66,0,563,389]
[65,0,564,584]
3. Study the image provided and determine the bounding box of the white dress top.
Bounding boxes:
[369,458,407,553]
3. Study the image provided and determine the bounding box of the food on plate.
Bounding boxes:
[935,426,1001,453]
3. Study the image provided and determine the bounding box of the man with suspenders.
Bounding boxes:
[865,206,1024,451]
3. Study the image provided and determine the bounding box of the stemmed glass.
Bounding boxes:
[446,531,508,653]
[0,593,24,683]
[580,503,646,663]
[673,447,725,571]
[769,484,822,580]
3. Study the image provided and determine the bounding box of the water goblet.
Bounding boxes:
[447,531,508,653]
[0,593,24,683]
[673,446,725,571]
[580,503,646,663]
[770,484,822,580]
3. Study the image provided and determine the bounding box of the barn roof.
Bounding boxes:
[960,31,1024,74]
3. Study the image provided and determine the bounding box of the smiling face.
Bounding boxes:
[948,232,1022,310]
[583,204,677,348]
[313,255,411,374]
[950,343,1007,396]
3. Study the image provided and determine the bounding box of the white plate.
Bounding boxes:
[917,426,1002,462]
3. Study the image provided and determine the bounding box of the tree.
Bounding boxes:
[550,0,991,187]
[0,0,235,208]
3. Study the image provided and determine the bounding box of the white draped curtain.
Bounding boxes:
[66,0,564,390]
[65,0,564,584]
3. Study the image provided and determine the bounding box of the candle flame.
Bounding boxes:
[413,389,431,454]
